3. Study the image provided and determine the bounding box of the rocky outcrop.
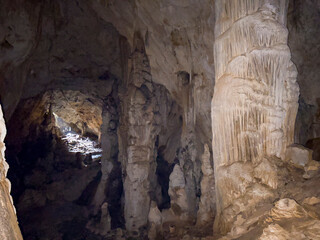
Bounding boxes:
[285,144,320,179]
[212,0,299,234]
[168,164,189,220]
[0,105,23,240]
[218,197,320,240]
[215,157,320,240]
[285,144,313,169]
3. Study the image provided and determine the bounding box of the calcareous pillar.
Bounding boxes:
[119,32,159,233]
[212,0,299,233]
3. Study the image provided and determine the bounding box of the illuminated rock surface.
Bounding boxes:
[212,0,299,234]
[0,106,23,240]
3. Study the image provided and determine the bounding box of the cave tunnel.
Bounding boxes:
[0,0,320,240]
[5,89,123,239]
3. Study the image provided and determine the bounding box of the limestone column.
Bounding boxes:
[91,96,119,213]
[177,70,201,221]
[212,0,299,233]
[0,105,23,240]
[118,32,159,232]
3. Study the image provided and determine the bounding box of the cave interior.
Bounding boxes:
[0,0,320,240]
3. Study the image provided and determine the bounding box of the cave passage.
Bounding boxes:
[4,90,124,239]
[53,112,102,161]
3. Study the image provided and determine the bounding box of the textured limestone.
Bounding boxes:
[92,3,216,223]
[148,201,162,240]
[253,158,279,189]
[212,0,299,234]
[87,202,112,235]
[303,197,320,206]
[260,198,320,240]
[118,32,159,233]
[197,144,215,225]
[118,29,187,235]
[0,0,215,235]
[168,164,189,218]
[7,90,103,143]
[285,144,320,179]
[0,105,23,240]
[91,94,120,220]
[285,144,313,169]
[91,0,215,130]
[51,90,104,138]
[303,160,320,179]
[0,0,121,121]
[268,198,308,220]
[0,0,40,120]
[218,195,320,240]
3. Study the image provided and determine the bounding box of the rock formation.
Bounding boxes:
[0,106,23,240]
[168,164,189,220]
[212,0,299,234]
[148,201,162,240]
[197,144,215,225]
[118,31,160,234]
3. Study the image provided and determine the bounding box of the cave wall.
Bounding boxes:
[4,91,108,239]
[0,105,23,240]
[212,0,299,233]
[0,0,121,120]
[288,0,320,146]
[0,0,41,119]
[91,1,217,232]
[91,0,215,148]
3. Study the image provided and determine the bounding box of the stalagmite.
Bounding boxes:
[168,164,189,219]
[197,144,215,225]
[212,0,299,234]
[148,201,162,240]
[92,97,119,215]
[100,202,112,234]
[0,105,23,240]
[118,32,160,233]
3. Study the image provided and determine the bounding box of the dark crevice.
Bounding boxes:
[155,145,175,210]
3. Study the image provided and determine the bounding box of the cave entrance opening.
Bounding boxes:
[3,89,123,239]
[53,112,102,163]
